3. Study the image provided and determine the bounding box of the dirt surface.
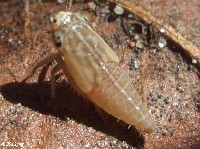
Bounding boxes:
[0,0,199,148]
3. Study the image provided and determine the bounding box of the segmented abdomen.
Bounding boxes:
[87,62,154,132]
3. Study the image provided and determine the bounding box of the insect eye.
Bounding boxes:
[55,36,62,47]
[50,15,57,23]
[54,33,62,47]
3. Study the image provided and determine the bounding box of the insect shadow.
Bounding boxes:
[0,70,144,148]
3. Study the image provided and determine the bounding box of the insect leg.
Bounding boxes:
[50,63,62,99]
[55,56,87,98]
[23,52,60,82]
[66,0,73,10]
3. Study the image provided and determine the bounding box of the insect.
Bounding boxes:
[24,11,155,133]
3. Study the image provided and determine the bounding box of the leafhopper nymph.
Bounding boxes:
[24,11,155,133]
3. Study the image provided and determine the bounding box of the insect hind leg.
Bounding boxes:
[51,64,62,98]
[45,63,63,107]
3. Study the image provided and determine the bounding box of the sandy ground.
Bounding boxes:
[0,0,199,148]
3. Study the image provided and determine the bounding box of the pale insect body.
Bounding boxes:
[51,11,155,132]
[26,11,155,133]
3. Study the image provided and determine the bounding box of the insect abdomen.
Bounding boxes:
[87,62,154,132]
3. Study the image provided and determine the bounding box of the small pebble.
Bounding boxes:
[114,5,124,15]
[128,14,133,18]
[57,0,66,4]
[8,38,12,42]
[85,142,91,148]
[136,39,144,49]
[160,28,165,33]
[192,59,197,64]
[158,37,167,48]
[129,41,136,48]
[134,59,141,69]
[18,40,22,44]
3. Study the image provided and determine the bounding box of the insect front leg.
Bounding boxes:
[23,52,61,82]
[66,0,73,10]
